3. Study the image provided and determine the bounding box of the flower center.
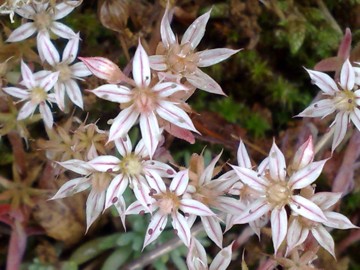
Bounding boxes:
[166,42,199,75]
[33,11,52,31]
[333,90,356,112]
[132,87,158,114]
[119,153,142,176]
[55,62,72,82]
[266,181,291,208]
[31,87,47,104]
[153,191,180,215]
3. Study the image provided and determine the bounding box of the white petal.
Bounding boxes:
[291,136,314,170]
[17,101,36,120]
[71,62,92,77]
[201,216,223,248]
[186,68,225,95]
[6,22,37,42]
[54,83,65,111]
[199,152,222,185]
[152,82,188,97]
[132,180,153,213]
[143,211,168,249]
[237,140,251,168]
[340,59,355,90]
[170,169,189,196]
[20,60,35,89]
[180,199,215,217]
[209,242,234,270]
[297,99,336,118]
[108,105,139,141]
[53,1,79,20]
[50,177,90,199]
[2,87,29,100]
[39,103,53,128]
[271,207,287,254]
[149,55,167,71]
[215,197,246,215]
[114,135,133,157]
[15,5,35,19]
[269,141,287,181]
[63,33,80,62]
[350,108,360,132]
[50,22,77,39]
[323,211,358,229]
[133,42,151,87]
[88,155,120,172]
[40,71,59,92]
[233,199,271,224]
[331,111,349,151]
[289,159,327,190]
[311,226,335,258]
[160,6,176,48]
[145,172,166,194]
[290,195,327,222]
[230,166,267,192]
[58,159,93,175]
[86,189,105,231]
[37,33,60,65]
[104,174,128,210]
[139,113,160,159]
[89,84,132,103]
[181,10,211,49]
[197,48,240,67]
[311,192,341,210]
[156,101,197,132]
[305,68,338,94]
[64,80,83,109]
[171,212,191,247]
[286,218,309,253]
[143,160,176,178]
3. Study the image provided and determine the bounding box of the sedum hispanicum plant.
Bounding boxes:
[0,1,358,270]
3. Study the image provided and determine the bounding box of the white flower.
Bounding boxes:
[298,59,360,151]
[37,33,91,110]
[2,61,59,128]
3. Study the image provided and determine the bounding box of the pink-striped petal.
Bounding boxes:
[233,199,271,224]
[152,82,188,97]
[64,80,83,108]
[289,159,327,190]
[37,33,60,65]
[89,84,132,103]
[15,5,35,19]
[133,42,151,87]
[180,199,215,216]
[292,136,314,170]
[132,180,153,213]
[2,87,29,100]
[88,155,120,172]
[215,196,246,215]
[108,105,139,141]
[63,33,80,62]
[79,57,124,83]
[230,166,267,192]
[50,21,77,39]
[143,160,175,178]
[197,48,240,67]
[323,211,358,229]
[199,151,222,185]
[145,173,166,194]
[170,169,189,196]
[149,55,167,71]
[58,159,93,175]
[186,68,225,95]
[126,200,148,215]
[156,100,198,132]
[143,211,168,249]
[286,218,309,253]
[269,141,286,181]
[296,99,336,118]
[311,226,335,258]
[20,60,36,89]
[290,195,327,222]
[50,177,90,199]
[201,216,223,248]
[71,62,92,77]
[6,22,37,42]
[104,174,128,209]
[187,238,207,270]
[311,192,341,210]
[271,207,287,254]
[331,111,349,151]
[39,103,53,128]
[340,59,355,90]
[305,68,338,94]
[350,108,360,132]
[86,189,105,231]
[209,242,234,270]
[53,1,79,20]
[54,83,65,111]
[181,9,211,49]
[114,135,133,157]
[40,71,59,92]
[160,6,176,48]
[17,101,36,120]
[237,140,251,168]
[139,112,160,158]
[171,212,191,247]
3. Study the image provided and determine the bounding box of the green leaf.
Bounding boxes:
[101,247,133,270]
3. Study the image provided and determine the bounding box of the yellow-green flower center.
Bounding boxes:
[333,90,356,112]
[166,42,199,75]
[119,154,142,176]
[55,62,72,82]
[266,181,291,208]
[31,87,47,104]
[33,11,52,31]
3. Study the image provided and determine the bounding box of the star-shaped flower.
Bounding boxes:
[85,41,198,157]
[149,5,240,95]
[231,137,328,254]
[37,33,91,110]
[2,61,59,128]
[297,59,360,151]
[6,1,79,43]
